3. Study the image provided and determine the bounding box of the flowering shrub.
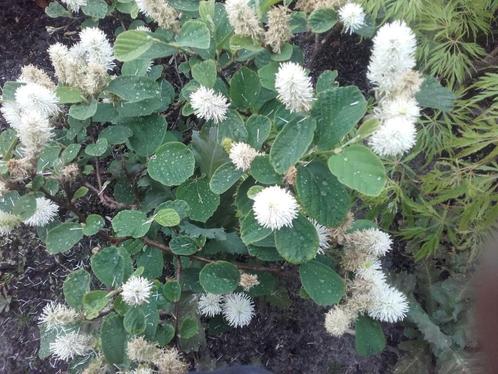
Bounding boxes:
[0,0,451,371]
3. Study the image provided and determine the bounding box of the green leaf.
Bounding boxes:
[82,0,108,18]
[180,318,198,339]
[69,98,98,120]
[176,178,220,222]
[299,260,344,305]
[124,308,146,334]
[229,35,263,52]
[155,323,175,346]
[248,245,283,261]
[355,315,386,357]
[154,208,181,227]
[191,59,217,88]
[230,67,261,111]
[63,269,91,309]
[157,200,191,220]
[72,186,89,200]
[91,246,133,287]
[12,194,36,220]
[170,235,201,255]
[148,142,195,186]
[308,8,337,33]
[209,162,244,194]
[56,85,83,104]
[114,30,153,62]
[274,214,318,264]
[250,155,281,184]
[46,222,84,254]
[61,143,81,164]
[124,114,167,157]
[416,76,455,113]
[82,214,105,236]
[240,212,272,245]
[258,62,278,91]
[101,313,127,364]
[295,161,351,227]
[85,138,108,157]
[173,20,211,49]
[106,76,161,103]
[245,115,272,149]
[312,86,367,149]
[199,261,240,294]
[316,70,338,93]
[45,1,71,17]
[136,247,164,279]
[328,144,386,197]
[270,116,316,174]
[112,210,151,238]
[191,128,229,178]
[83,290,109,319]
[100,125,133,145]
[163,281,182,302]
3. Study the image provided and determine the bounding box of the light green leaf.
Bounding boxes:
[274,214,318,264]
[63,269,91,309]
[191,59,217,88]
[176,178,220,223]
[250,155,281,185]
[308,8,337,33]
[124,308,146,334]
[245,114,272,149]
[82,0,108,18]
[173,20,211,49]
[56,85,84,104]
[69,98,98,120]
[83,290,109,319]
[82,214,105,236]
[124,114,167,157]
[299,260,345,305]
[209,162,244,194]
[112,210,151,238]
[229,67,261,110]
[106,76,161,103]
[91,246,133,287]
[240,212,272,245]
[148,142,195,187]
[46,222,84,254]
[114,30,154,62]
[416,76,455,113]
[199,261,240,294]
[85,138,108,157]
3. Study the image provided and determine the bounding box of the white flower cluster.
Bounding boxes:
[49,331,93,361]
[39,302,79,330]
[49,27,114,97]
[338,2,366,34]
[324,227,409,337]
[229,142,260,172]
[275,62,314,113]
[253,186,299,230]
[367,21,423,157]
[198,292,255,328]
[311,219,332,254]
[121,275,154,306]
[190,86,229,124]
[127,336,188,373]
[135,0,180,31]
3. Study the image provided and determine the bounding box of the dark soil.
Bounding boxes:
[0,2,401,373]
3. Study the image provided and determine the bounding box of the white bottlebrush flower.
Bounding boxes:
[131,368,154,374]
[338,3,365,34]
[18,65,55,91]
[222,292,255,328]
[15,83,59,118]
[78,28,115,71]
[135,0,180,31]
[127,336,159,362]
[355,259,386,286]
[121,276,153,306]
[0,210,20,235]
[367,21,417,93]
[311,219,331,254]
[190,86,229,124]
[229,142,259,171]
[17,113,53,157]
[275,62,314,113]
[324,306,352,337]
[264,6,292,53]
[38,302,78,330]
[380,97,420,123]
[367,284,409,323]
[61,0,87,12]
[344,228,393,257]
[0,102,22,129]
[253,185,299,230]
[152,347,188,374]
[225,0,263,40]
[49,332,92,361]
[23,197,59,227]
[198,293,223,317]
[368,117,417,157]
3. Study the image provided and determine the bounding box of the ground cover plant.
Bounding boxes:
[0,0,493,373]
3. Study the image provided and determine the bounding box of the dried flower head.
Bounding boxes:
[265,6,292,53]
[222,292,255,327]
[60,163,80,183]
[0,210,21,235]
[253,185,299,230]
[229,142,260,171]
[311,219,331,254]
[329,212,354,245]
[39,302,78,330]
[338,3,365,34]
[198,293,223,317]
[367,283,409,323]
[324,306,352,337]
[344,228,393,257]
[18,65,55,90]
[127,336,159,363]
[368,117,417,157]
[225,0,264,40]
[239,273,260,291]
[61,0,87,12]
[367,21,417,94]
[275,62,314,113]
[121,276,154,306]
[7,158,33,179]
[49,331,92,361]
[190,86,229,124]
[283,165,297,186]
[296,0,342,13]
[135,0,180,31]
[15,83,59,118]
[392,70,424,98]
[23,197,59,227]
[341,247,375,273]
[152,347,188,374]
